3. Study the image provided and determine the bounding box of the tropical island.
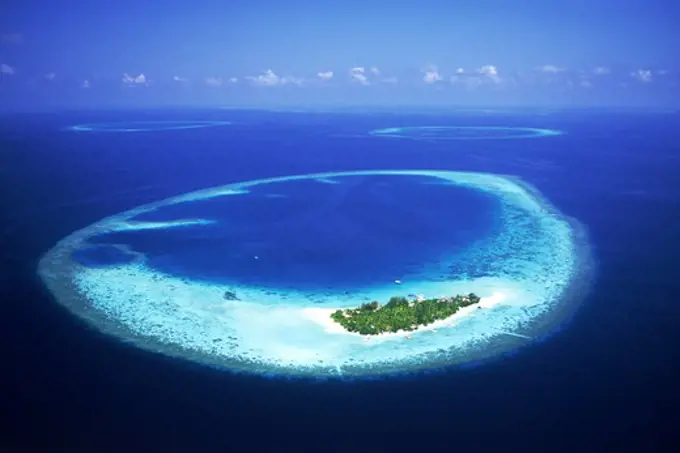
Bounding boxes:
[330,293,481,335]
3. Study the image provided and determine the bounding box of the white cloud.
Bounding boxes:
[205,76,222,87]
[382,76,398,85]
[350,67,369,85]
[422,65,442,84]
[173,75,189,83]
[246,69,302,86]
[370,67,380,75]
[631,69,652,83]
[538,64,564,73]
[478,65,502,83]
[657,69,668,76]
[122,73,147,85]
[479,65,499,77]
[577,73,593,88]
[318,71,333,80]
[0,63,15,74]
[82,79,90,89]
[423,70,442,84]
[229,77,238,83]
[593,66,610,75]
[449,65,502,89]
[248,69,280,86]
[45,72,56,80]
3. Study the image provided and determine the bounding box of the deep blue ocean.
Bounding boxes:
[2,108,679,452]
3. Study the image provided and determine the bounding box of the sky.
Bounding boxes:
[1,0,679,111]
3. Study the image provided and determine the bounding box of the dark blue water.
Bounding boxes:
[2,109,679,452]
[84,175,497,288]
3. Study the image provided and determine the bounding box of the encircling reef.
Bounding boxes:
[67,120,232,132]
[37,169,593,378]
[369,125,563,140]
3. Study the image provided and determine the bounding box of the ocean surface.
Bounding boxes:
[2,108,679,451]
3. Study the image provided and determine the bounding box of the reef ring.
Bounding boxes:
[67,120,232,132]
[38,169,589,378]
[369,126,563,140]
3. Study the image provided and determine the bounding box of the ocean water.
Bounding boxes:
[2,108,679,451]
[82,174,498,288]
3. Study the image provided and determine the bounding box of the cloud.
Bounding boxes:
[382,76,398,85]
[82,79,90,89]
[247,69,302,86]
[370,67,380,75]
[45,72,56,80]
[173,75,189,83]
[478,65,502,83]
[0,63,14,75]
[248,69,279,86]
[593,66,610,75]
[350,67,369,85]
[317,71,333,80]
[631,69,652,83]
[538,64,565,73]
[423,70,442,84]
[580,79,593,88]
[122,73,147,85]
[205,76,222,87]
[422,65,443,84]
[449,65,502,89]
[576,72,593,88]
[479,65,499,77]
[229,77,238,83]
[0,33,22,44]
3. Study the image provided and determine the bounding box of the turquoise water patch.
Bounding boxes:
[369,126,563,140]
[66,120,231,132]
[38,170,591,378]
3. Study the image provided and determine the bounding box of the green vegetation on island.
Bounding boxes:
[330,293,482,336]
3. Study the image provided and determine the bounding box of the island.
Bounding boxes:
[330,293,481,335]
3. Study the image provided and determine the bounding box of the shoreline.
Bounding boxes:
[302,292,507,339]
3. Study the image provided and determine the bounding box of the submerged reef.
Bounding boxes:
[369,126,563,140]
[66,120,231,132]
[38,170,592,378]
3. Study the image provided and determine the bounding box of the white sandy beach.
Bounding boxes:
[302,292,507,339]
